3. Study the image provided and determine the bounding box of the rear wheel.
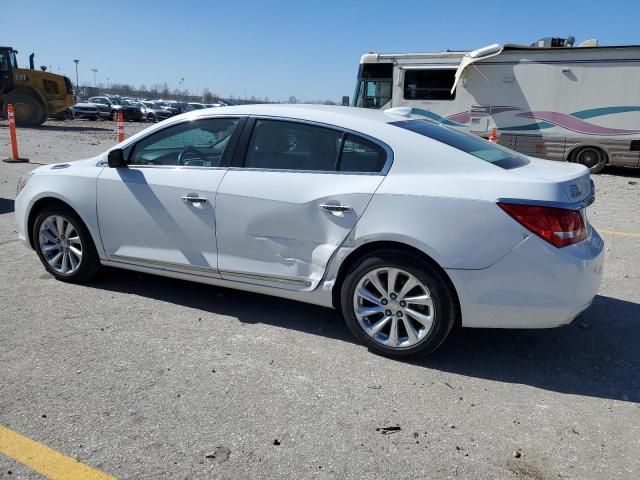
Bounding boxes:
[147,113,156,122]
[340,251,458,359]
[4,93,45,127]
[33,205,100,283]
[573,146,607,174]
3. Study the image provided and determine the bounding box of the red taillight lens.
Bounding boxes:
[497,202,587,248]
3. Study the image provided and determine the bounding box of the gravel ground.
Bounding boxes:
[0,119,639,480]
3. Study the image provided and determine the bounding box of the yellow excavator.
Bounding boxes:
[0,46,75,126]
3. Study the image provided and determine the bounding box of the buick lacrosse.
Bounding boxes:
[14,105,604,358]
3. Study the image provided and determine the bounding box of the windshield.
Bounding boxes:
[391,119,530,169]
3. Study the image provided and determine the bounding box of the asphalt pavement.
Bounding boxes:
[1,119,639,479]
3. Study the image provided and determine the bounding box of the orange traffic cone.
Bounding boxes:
[488,127,498,143]
[3,104,29,163]
[117,112,125,142]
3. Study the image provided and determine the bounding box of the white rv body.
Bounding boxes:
[354,42,640,169]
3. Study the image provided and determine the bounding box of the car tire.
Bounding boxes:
[340,251,458,359]
[572,146,607,174]
[111,110,119,121]
[147,113,156,123]
[32,205,101,283]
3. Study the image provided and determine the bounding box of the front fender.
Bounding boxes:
[15,167,105,258]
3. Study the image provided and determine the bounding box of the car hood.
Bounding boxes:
[29,156,102,175]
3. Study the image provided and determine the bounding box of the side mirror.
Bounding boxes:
[107,149,127,168]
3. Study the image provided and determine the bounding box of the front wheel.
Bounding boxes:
[33,206,101,283]
[340,251,458,359]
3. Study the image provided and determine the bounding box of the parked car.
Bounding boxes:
[50,108,73,120]
[139,102,173,122]
[188,102,207,110]
[70,102,100,120]
[87,96,144,121]
[164,101,193,114]
[13,105,604,359]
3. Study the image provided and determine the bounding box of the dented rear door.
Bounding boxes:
[214,118,389,290]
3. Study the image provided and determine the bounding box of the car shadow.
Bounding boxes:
[0,198,15,215]
[88,269,639,403]
[602,165,640,178]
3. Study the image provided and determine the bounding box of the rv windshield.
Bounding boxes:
[391,119,530,169]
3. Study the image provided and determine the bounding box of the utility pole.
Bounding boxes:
[91,68,98,87]
[73,59,80,92]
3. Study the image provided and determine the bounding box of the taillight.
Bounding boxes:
[497,202,586,248]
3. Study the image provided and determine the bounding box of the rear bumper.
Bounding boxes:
[447,227,604,328]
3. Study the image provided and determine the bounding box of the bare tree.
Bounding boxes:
[202,88,214,103]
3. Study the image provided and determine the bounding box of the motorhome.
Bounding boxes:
[354,37,640,172]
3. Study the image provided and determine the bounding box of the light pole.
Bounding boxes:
[179,77,184,99]
[91,68,98,87]
[73,59,79,92]
[106,77,110,91]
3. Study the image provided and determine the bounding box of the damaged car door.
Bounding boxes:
[215,117,391,290]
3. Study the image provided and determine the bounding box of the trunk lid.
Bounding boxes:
[510,157,593,204]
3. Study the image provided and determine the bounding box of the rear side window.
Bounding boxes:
[338,134,386,173]
[245,120,342,171]
[243,120,388,173]
[391,119,530,169]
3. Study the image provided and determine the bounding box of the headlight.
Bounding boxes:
[16,173,33,196]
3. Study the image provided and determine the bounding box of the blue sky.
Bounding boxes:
[4,0,639,101]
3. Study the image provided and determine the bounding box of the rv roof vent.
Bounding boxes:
[578,39,599,47]
[531,36,575,48]
[469,43,502,59]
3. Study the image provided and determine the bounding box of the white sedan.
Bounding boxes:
[14,105,604,358]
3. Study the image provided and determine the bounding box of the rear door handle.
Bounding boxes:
[319,204,352,213]
[181,196,208,204]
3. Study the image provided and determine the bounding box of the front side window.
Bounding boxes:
[245,120,342,171]
[355,80,392,109]
[129,118,239,167]
[404,69,456,101]
[391,119,529,169]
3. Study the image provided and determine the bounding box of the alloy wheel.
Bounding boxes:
[352,267,434,349]
[38,215,83,275]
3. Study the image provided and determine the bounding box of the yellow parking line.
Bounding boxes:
[599,229,640,238]
[0,425,117,480]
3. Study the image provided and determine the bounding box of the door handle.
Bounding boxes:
[181,196,208,204]
[319,204,352,213]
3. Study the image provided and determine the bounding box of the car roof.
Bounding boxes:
[119,104,413,155]
[186,104,407,131]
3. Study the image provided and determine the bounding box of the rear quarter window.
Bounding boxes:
[391,119,529,169]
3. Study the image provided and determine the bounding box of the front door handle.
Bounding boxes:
[181,196,208,204]
[319,204,352,213]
